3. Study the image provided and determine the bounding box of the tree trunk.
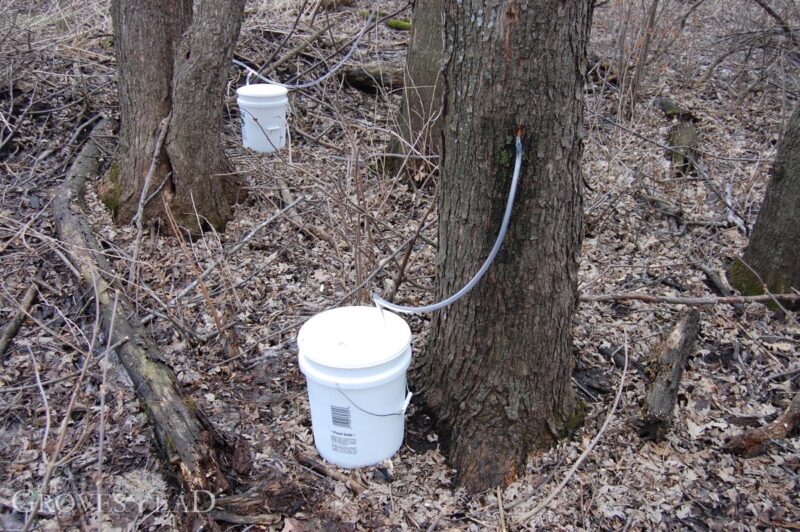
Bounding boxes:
[387,0,443,171]
[418,0,592,492]
[729,105,800,300]
[105,0,246,234]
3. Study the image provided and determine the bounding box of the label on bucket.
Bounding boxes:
[330,405,358,454]
[331,405,351,428]
[331,431,357,455]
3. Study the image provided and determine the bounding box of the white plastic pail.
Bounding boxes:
[297,306,412,468]
[236,83,288,153]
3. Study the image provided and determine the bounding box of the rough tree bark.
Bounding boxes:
[387,0,443,171]
[639,310,700,441]
[103,0,246,234]
[729,105,800,300]
[418,0,592,492]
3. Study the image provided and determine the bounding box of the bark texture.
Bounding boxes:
[387,0,443,169]
[107,0,246,234]
[418,0,592,492]
[639,310,700,441]
[53,123,234,528]
[729,105,800,300]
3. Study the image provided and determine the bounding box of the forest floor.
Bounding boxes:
[1,0,799,530]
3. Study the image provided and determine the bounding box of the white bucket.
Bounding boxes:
[236,83,288,153]
[297,306,413,468]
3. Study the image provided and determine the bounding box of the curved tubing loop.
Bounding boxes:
[373,135,524,315]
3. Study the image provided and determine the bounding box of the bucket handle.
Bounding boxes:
[336,387,413,417]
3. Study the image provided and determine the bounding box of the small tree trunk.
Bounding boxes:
[419,0,592,493]
[106,0,246,234]
[387,0,443,172]
[729,105,800,299]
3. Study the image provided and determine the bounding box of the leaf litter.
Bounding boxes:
[0,0,798,530]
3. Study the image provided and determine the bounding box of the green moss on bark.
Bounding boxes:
[728,259,762,296]
[554,399,586,439]
[386,18,411,31]
[99,164,122,217]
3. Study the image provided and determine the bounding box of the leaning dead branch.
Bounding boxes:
[51,122,236,522]
[166,196,304,306]
[639,310,701,441]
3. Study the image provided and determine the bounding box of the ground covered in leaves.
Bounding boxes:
[1,0,798,530]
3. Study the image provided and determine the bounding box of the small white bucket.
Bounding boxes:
[236,83,288,153]
[297,306,413,468]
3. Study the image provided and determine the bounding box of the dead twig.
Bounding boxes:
[294,451,367,495]
[387,200,436,301]
[0,268,43,363]
[516,334,629,523]
[580,292,800,306]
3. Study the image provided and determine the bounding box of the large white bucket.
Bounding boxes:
[236,83,288,153]
[297,306,412,468]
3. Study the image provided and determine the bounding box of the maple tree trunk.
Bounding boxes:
[729,104,800,299]
[417,0,592,492]
[105,0,246,234]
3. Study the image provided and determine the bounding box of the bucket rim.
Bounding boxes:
[299,346,411,388]
[236,83,288,98]
[297,306,411,370]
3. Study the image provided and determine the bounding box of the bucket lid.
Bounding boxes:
[298,306,411,370]
[236,83,288,98]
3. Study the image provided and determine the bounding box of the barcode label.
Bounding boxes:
[331,405,351,428]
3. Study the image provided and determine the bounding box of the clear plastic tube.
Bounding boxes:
[231,1,379,91]
[373,135,524,314]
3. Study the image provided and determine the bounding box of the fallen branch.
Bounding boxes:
[580,292,800,306]
[295,451,367,495]
[0,268,43,363]
[639,310,700,441]
[52,121,235,512]
[725,393,800,457]
[342,62,404,93]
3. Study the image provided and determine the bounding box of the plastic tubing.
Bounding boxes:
[373,134,524,314]
[231,0,379,90]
